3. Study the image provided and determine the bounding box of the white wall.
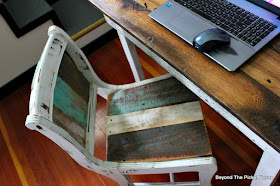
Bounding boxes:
[0,15,53,87]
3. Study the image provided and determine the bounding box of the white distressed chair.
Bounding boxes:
[25,26,217,186]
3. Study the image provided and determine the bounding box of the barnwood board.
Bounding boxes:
[107,77,198,116]
[107,101,203,135]
[53,106,86,146]
[107,120,212,162]
[53,77,88,130]
[89,0,280,152]
[58,53,90,102]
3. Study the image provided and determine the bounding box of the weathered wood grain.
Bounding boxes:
[107,120,212,162]
[52,54,91,146]
[107,101,203,135]
[58,53,90,102]
[53,77,88,130]
[53,106,86,146]
[107,77,198,116]
[89,0,280,153]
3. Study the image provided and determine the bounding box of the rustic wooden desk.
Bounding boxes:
[89,0,280,185]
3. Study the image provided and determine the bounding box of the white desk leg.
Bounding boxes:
[117,30,145,82]
[251,150,280,186]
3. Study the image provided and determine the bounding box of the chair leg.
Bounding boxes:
[198,165,217,186]
[169,173,175,182]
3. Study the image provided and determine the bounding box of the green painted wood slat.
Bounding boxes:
[107,77,199,116]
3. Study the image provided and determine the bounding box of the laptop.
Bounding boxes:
[149,0,280,71]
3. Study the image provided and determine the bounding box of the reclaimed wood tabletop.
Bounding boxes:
[88,0,280,153]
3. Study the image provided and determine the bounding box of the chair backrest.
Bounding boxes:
[25,26,131,183]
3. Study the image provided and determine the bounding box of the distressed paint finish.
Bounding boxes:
[26,26,218,186]
[52,106,86,146]
[53,77,88,130]
[107,101,203,135]
[107,77,211,163]
[107,120,212,162]
[107,77,198,116]
[58,53,90,102]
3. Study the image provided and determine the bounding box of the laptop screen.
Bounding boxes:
[247,0,280,15]
[264,0,280,8]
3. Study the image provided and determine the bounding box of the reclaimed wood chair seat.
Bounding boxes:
[106,78,212,163]
[25,26,217,186]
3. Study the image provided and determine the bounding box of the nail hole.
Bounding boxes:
[36,125,42,130]
[267,79,271,83]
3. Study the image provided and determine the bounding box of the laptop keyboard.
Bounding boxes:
[174,0,278,46]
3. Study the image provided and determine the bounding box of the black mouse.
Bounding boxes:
[193,28,231,53]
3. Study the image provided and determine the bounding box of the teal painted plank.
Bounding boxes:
[58,53,89,102]
[53,77,88,130]
[108,77,198,116]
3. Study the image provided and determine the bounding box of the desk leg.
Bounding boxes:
[117,30,145,82]
[251,150,280,185]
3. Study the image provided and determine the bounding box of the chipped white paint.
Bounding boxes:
[104,15,280,185]
[85,84,97,155]
[29,33,67,121]
[26,26,217,186]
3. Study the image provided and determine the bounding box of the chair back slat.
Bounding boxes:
[52,52,91,146]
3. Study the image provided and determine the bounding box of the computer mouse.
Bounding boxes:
[193,28,231,53]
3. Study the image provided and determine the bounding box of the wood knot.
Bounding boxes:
[147,36,154,43]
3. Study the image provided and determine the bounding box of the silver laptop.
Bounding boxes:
[149,0,280,71]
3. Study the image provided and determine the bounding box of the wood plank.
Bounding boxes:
[58,53,90,102]
[241,46,280,97]
[136,0,162,10]
[107,77,198,116]
[53,106,86,146]
[107,121,212,162]
[107,101,203,135]
[53,77,88,130]
[88,0,280,153]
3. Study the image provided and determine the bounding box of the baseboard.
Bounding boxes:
[0,29,118,100]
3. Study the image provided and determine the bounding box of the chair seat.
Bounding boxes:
[106,77,212,162]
